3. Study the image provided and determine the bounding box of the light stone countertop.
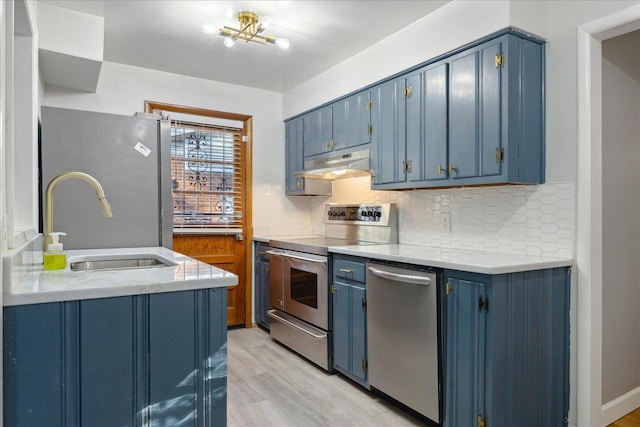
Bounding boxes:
[4,246,238,306]
[328,244,573,275]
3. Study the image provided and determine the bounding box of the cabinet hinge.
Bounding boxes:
[479,295,490,313]
[495,147,504,163]
[366,100,373,110]
[362,359,368,372]
[402,86,413,98]
[402,160,412,173]
[367,124,373,135]
[478,414,488,427]
[495,52,504,68]
[362,297,367,311]
[445,282,453,296]
[331,285,336,294]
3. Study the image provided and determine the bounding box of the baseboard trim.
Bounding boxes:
[602,385,640,425]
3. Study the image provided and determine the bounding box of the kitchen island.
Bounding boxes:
[3,240,237,427]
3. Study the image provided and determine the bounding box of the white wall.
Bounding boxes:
[601,29,640,405]
[283,1,512,119]
[42,61,312,237]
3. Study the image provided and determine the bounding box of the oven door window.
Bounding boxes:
[289,267,318,309]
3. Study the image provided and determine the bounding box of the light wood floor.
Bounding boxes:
[227,327,428,426]
[609,407,640,427]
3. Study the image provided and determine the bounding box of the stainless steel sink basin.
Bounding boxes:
[69,254,176,272]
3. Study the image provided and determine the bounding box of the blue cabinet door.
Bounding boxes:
[444,268,570,427]
[444,277,487,427]
[332,280,368,387]
[285,118,305,194]
[371,77,405,185]
[406,62,449,183]
[350,284,367,384]
[332,280,351,375]
[334,92,371,151]
[254,242,270,329]
[304,106,333,157]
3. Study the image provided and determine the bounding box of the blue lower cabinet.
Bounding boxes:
[3,288,227,427]
[332,256,368,388]
[443,268,570,427]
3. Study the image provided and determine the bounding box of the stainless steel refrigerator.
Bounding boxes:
[40,106,173,250]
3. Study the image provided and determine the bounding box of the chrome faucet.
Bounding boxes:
[44,171,113,249]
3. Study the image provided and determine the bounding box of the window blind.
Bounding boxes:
[170,120,245,230]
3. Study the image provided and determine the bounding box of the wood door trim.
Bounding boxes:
[146,101,253,328]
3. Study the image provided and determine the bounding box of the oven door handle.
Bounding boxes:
[368,266,432,286]
[266,250,327,264]
[267,310,327,339]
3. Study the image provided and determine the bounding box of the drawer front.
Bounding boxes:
[333,258,366,283]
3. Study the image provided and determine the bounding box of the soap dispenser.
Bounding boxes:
[44,232,67,270]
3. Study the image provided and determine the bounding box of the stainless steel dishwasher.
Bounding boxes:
[366,262,441,424]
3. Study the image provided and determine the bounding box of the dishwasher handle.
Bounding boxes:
[368,266,432,286]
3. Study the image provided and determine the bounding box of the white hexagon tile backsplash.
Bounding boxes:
[311,177,574,258]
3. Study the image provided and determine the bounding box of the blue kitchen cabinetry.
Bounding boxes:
[447,34,544,185]
[331,255,369,388]
[3,288,227,427]
[443,268,570,427]
[285,117,305,194]
[372,32,544,189]
[303,105,333,157]
[303,92,372,159]
[370,62,448,187]
[254,241,270,329]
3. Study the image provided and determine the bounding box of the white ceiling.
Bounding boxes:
[40,1,450,93]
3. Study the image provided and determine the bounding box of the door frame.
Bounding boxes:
[576,5,640,426]
[144,100,254,328]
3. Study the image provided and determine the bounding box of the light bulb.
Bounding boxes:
[275,38,290,49]
[261,16,272,29]
[201,24,217,34]
[224,37,236,48]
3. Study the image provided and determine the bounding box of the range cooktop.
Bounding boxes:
[268,203,398,256]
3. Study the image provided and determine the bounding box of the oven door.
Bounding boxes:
[282,250,329,330]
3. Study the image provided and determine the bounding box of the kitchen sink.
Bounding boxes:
[69,254,177,272]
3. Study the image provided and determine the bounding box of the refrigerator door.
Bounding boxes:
[41,107,172,250]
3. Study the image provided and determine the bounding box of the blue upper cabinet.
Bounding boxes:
[370,31,543,190]
[371,76,407,185]
[409,62,449,183]
[448,34,544,185]
[304,105,333,157]
[285,29,544,190]
[334,91,372,151]
[304,92,372,159]
[285,117,305,194]
[371,64,448,188]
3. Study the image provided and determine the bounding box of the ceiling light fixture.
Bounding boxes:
[218,11,289,49]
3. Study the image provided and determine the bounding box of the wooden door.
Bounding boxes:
[145,101,253,328]
[173,234,246,326]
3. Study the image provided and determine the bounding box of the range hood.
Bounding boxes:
[294,148,371,180]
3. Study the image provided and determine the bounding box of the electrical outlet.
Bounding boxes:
[441,212,451,232]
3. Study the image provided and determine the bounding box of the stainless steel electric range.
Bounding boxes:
[266,203,398,371]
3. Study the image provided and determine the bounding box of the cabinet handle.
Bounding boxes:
[438,164,444,175]
[296,180,302,189]
[339,268,353,274]
[449,163,456,174]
